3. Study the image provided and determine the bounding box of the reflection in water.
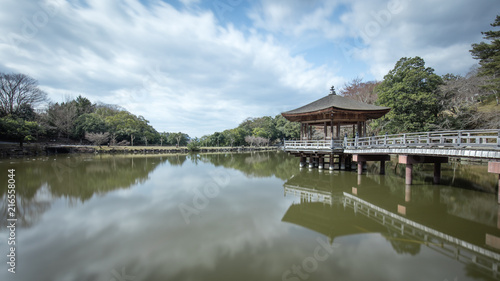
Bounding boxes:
[0,155,166,229]
[0,152,499,281]
[283,169,500,280]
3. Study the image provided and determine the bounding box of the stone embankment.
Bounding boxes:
[0,145,277,158]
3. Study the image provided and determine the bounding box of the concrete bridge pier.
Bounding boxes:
[399,155,448,185]
[353,154,391,175]
[488,162,500,204]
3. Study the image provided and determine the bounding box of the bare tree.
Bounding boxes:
[47,102,77,140]
[0,73,47,116]
[244,135,255,146]
[85,132,110,147]
[339,77,379,104]
[437,70,490,129]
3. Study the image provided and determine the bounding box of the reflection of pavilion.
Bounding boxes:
[282,176,500,278]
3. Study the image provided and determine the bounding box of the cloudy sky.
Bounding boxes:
[0,0,498,137]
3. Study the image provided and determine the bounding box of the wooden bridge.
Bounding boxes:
[284,129,500,199]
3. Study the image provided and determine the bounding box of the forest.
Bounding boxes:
[1,16,498,148]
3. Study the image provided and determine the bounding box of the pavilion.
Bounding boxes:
[281,86,390,140]
[281,86,390,169]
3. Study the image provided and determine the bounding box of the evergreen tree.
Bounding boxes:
[470,15,500,105]
[374,57,443,133]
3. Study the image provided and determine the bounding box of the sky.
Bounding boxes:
[0,0,498,137]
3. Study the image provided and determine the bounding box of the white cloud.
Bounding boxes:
[0,0,342,137]
[0,0,496,137]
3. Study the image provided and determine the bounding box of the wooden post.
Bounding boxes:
[329,154,334,170]
[308,156,314,168]
[433,162,441,184]
[299,156,305,168]
[324,122,327,140]
[405,164,413,185]
[336,121,341,140]
[318,156,324,169]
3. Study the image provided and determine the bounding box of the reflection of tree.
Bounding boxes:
[0,155,166,229]
[167,154,187,166]
[382,230,421,256]
[198,151,297,180]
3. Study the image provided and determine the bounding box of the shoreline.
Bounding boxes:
[0,144,278,158]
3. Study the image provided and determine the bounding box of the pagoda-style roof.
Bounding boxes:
[281,93,390,125]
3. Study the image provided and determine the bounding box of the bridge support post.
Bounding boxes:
[434,163,441,184]
[299,156,305,168]
[308,156,314,169]
[318,156,324,170]
[329,155,334,170]
[488,162,500,204]
[357,161,364,175]
[353,154,390,175]
[405,164,413,185]
[380,161,386,175]
[399,155,448,185]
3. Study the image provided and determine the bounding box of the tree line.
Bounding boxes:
[0,83,190,147]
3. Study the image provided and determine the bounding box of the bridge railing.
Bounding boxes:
[283,139,344,150]
[345,129,500,149]
[284,129,500,151]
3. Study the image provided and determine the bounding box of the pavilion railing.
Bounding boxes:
[284,129,500,151]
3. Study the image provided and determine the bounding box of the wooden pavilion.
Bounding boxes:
[282,86,390,140]
[281,86,390,169]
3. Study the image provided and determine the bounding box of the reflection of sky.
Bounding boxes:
[0,156,493,281]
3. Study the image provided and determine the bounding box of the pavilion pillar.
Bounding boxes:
[362,121,367,137]
[330,119,334,139]
[336,121,341,139]
[329,155,334,170]
[352,125,356,137]
[324,122,327,140]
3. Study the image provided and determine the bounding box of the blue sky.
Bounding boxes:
[0,0,498,137]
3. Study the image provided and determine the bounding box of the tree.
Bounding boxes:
[437,70,489,129]
[73,113,107,140]
[0,116,40,147]
[470,15,500,105]
[47,101,78,140]
[340,77,380,104]
[374,57,443,133]
[0,73,47,117]
[168,132,189,147]
[85,132,110,147]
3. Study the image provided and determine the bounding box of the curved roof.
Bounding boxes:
[282,94,390,115]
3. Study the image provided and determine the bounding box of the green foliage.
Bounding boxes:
[0,116,41,147]
[201,114,300,147]
[470,15,500,104]
[374,56,443,133]
[187,139,201,151]
[167,132,189,147]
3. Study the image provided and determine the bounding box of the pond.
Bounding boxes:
[0,151,499,281]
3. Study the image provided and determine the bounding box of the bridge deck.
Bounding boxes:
[284,129,500,160]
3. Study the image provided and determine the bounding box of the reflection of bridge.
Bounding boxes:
[283,184,500,279]
[284,129,500,200]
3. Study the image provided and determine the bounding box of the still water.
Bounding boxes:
[0,151,500,281]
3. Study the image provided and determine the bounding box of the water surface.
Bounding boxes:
[0,152,499,281]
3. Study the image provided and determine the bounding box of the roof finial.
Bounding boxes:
[329,85,336,95]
